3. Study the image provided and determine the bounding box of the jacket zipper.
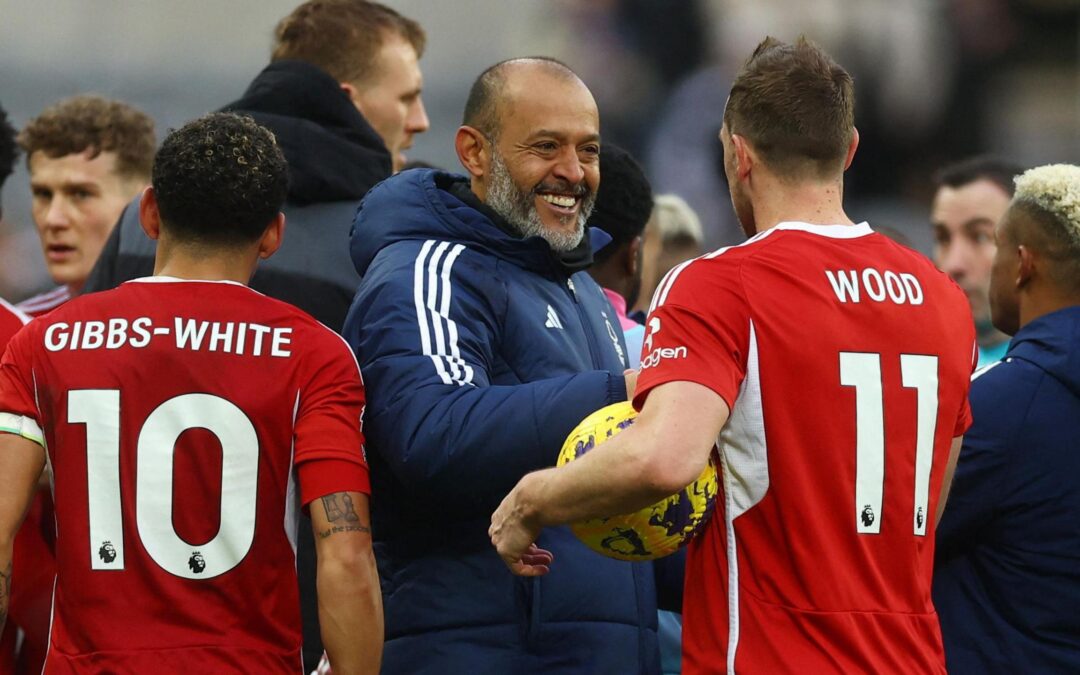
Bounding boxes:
[564,276,604,369]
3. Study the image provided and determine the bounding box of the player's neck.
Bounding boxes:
[1019,288,1080,331]
[153,250,257,286]
[751,176,854,233]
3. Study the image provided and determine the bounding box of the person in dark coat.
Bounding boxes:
[934,163,1080,674]
[342,58,661,674]
[81,0,429,332]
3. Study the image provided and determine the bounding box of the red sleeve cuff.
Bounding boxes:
[298,457,371,507]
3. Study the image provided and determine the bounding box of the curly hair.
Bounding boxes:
[17,95,155,180]
[272,0,425,85]
[0,103,17,195]
[152,113,288,245]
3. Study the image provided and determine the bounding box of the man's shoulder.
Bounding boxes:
[966,357,1047,438]
[17,286,72,317]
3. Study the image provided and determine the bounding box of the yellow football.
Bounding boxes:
[557,401,719,561]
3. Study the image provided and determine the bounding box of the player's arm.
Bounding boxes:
[0,432,47,632]
[935,435,964,524]
[310,490,382,675]
[347,260,627,512]
[490,380,729,575]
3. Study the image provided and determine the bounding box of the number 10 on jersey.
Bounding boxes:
[839,353,939,537]
[68,390,259,579]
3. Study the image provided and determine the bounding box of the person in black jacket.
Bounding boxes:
[80,4,428,671]
[81,0,429,332]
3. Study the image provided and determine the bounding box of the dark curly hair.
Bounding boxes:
[17,95,155,181]
[0,103,17,214]
[152,113,288,245]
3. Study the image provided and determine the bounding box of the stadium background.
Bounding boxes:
[0,0,1076,298]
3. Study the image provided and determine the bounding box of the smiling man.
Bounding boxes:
[340,58,661,674]
[17,95,154,315]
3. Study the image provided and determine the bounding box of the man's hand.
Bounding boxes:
[624,368,639,401]
[489,473,554,576]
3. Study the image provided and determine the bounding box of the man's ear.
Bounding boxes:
[138,186,161,241]
[1016,244,1035,289]
[731,133,754,181]
[844,127,860,171]
[258,213,286,260]
[340,82,363,112]
[625,235,643,277]
[455,126,489,179]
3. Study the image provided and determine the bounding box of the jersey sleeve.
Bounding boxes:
[634,258,751,411]
[0,324,45,446]
[952,336,979,437]
[294,331,370,505]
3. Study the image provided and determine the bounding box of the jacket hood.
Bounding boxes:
[350,169,596,277]
[1007,305,1080,398]
[222,60,392,204]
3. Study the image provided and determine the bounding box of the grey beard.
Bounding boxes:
[486,150,593,252]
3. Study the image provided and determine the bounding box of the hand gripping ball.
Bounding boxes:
[557,401,719,561]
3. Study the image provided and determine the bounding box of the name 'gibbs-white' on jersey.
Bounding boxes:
[0,277,369,675]
[633,222,977,675]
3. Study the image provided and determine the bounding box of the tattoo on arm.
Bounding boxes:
[317,492,370,539]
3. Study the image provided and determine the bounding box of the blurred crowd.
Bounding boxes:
[1,0,1078,299]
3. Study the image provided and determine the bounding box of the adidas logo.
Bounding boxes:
[544,305,564,329]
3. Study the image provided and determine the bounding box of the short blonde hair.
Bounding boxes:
[649,194,704,246]
[1013,164,1080,250]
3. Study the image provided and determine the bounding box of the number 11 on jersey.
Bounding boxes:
[840,352,939,536]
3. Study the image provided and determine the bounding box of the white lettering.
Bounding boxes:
[105,319,128,349]
[131,318,152,348]
[247,324,271,357]
[174,318,209,350]
[828,268,927,306]
[826,270,861,303]
[271,328,292,358]
[900,273,924,305]
[235,323,247,356]
[209,322,234,353]
[884,271,907,304]
[44,323,69,351]
[640,345,688,369]
[81,321,106,349]
[862,268,886,302]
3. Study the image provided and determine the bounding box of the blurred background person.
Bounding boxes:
[934,164,1080,674]
[929,156,1024,367]
[2,95,153,675]
[586,143,654,367]
[16,95,154,316]
[82,0,428,335]
[633,194,705,318]
[0,99,33,675]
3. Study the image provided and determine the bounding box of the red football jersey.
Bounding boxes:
[634,222,976,674]
[0,277,369,674]
[0,297,29,347]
